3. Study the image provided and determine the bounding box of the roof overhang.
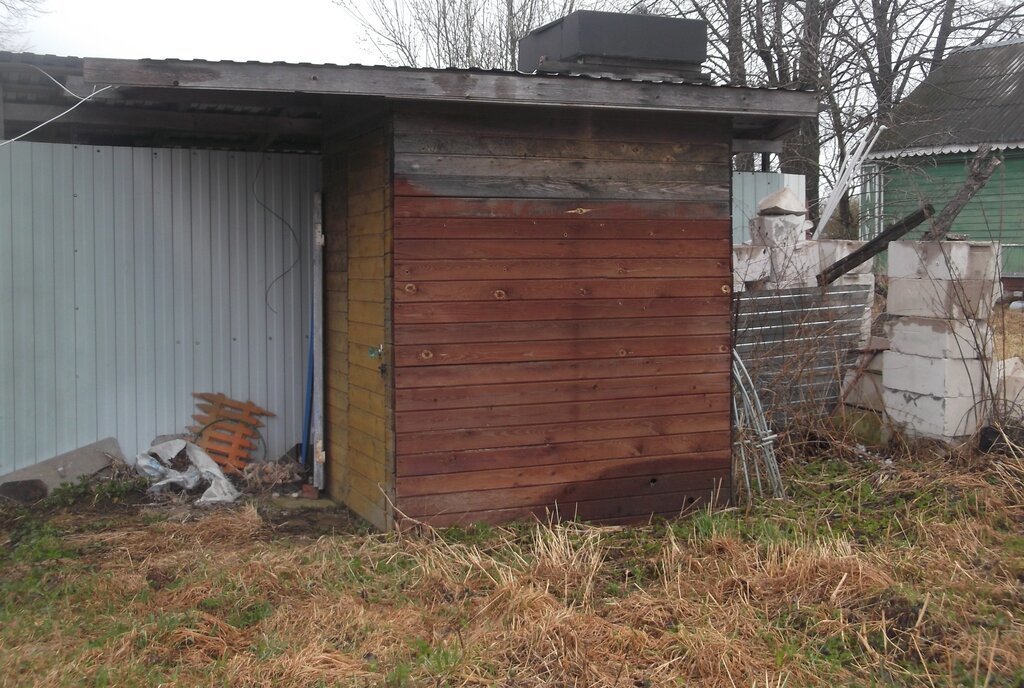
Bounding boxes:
[82,58,815,120]
[0,53,816,151]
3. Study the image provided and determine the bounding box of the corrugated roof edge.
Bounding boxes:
[949,36,1024,55]
[868,140,1024,159]
[0,50,810,92]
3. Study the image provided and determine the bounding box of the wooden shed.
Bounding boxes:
[316,97,814,528]
[2,29,815,527]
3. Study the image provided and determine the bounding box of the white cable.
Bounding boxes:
[28,64,89,102]
[0,84,116,149]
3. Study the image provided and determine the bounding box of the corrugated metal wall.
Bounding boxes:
[875,152,1024,274]
[732,172,806,243]
[0,141,321,475]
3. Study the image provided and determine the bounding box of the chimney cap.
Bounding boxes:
[518,11,708,77]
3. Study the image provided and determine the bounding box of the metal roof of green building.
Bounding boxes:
[873,38,1024,157]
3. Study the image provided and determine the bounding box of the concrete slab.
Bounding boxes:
[889,241,1000,282]
[750,215,810,248]
[0,437,123,502]
[885,316,993,359]
[843,369,885,412]
[733,245,771,283]
[883,388,987,440]
[883,351,988,398]
[768,241,820,287]
[818,239,871,275]
[886,277,997,320]
[996,357,1024,407]
[756,187,806,215]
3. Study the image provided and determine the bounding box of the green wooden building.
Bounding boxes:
[863,39,1024,275]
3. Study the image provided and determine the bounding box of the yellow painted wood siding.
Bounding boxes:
[322,139,349,503]
[339,127,395,528]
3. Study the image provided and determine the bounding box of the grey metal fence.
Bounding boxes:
[735,283,874,422]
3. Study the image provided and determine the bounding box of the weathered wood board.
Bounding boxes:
[389,104,734,525]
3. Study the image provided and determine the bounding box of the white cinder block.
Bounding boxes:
[883,388,988,439]
[886,277,997,320]
[834,272,875,287]
[996,357,1024,407]
[756,187,806,215]
[733,245,771,285]
[768,241,820,287]
[843,369,885,412]
[883,351,989,398]
[888,241,1000,281]
[818,239,871,274]
[750,215,811,247]
[884,316,993,359]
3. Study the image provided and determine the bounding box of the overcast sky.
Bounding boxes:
[20,0,380,64]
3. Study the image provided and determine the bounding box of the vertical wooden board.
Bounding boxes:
[342,126,394,527]
[208,151,232,397]
[112,146,137,457]
[227,151,250,402]
[71,145,98,446]
[321,144,349,504]
[52,143,77,454]
[151,149,176,436]
[0,145,13,468]
[170,149,194,434]
[190,150,213,404]
[132,147,156,449]
[10,143,33,465]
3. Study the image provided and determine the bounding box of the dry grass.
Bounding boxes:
[1,453,1022,687]
[992,305,1024,361]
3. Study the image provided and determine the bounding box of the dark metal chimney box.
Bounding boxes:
[518,11,707,77]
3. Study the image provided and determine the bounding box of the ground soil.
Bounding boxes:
[1,446,1022,687]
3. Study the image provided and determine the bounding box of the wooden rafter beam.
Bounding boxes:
[82,58,818,120]
[2,101,321,137]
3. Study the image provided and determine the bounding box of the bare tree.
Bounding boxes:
[0,0,43,50]
[652,0,1024,232]
[340,0,604,69]
[343,0,1024,235]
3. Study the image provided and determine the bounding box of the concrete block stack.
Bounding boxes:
[746,187,817,289]
[882,241,1000,441]
[732,245,771,293]
[841,336,887,412]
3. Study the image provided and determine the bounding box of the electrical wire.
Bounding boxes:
[251,153,302,314]
[0,82,116,149]
[28,64,91,102]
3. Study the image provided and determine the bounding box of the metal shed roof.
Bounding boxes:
[0,52,816,152]
[873,38,1024,158]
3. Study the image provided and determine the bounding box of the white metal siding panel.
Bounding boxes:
[0,141,321,474]
[0,145,13,464]
[732,171,806,243]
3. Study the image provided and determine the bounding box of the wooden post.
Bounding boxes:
[816,204,935,286]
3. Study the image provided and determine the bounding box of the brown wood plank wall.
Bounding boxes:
[391,104,734,526]
[323,119,395,530]
[322,133,348,503]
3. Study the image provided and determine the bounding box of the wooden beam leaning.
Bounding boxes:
[82,58,818,118]
[816,204,935,286]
